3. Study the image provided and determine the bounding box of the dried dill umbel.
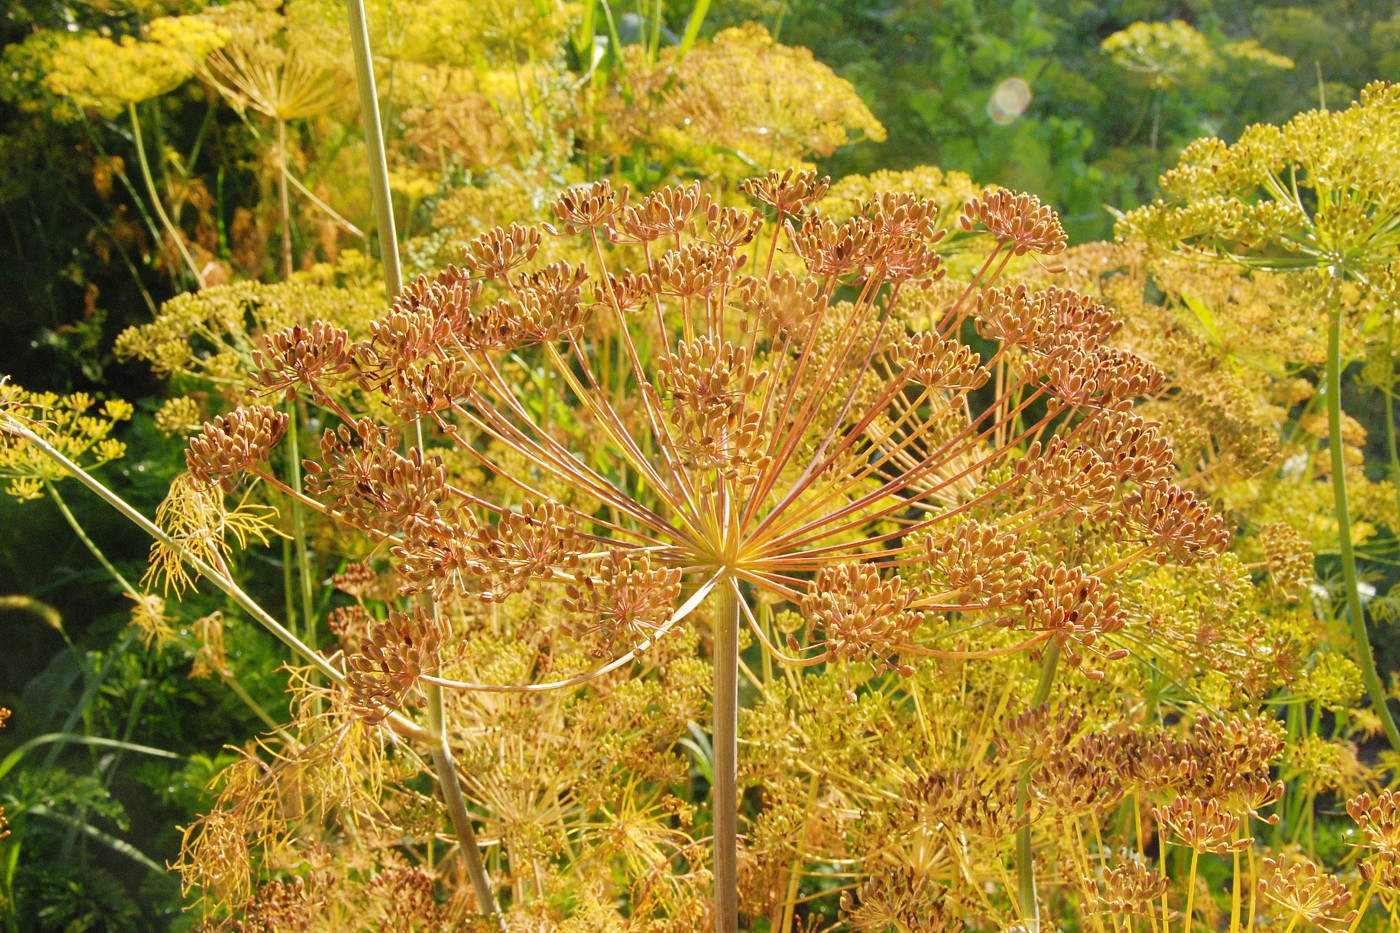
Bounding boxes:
[162,166,1235,929]
[0,158,1248,931]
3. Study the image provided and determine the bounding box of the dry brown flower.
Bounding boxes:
[1258,854,1357,932]
[185,406,289,489]
[1088,858,1168,917]
[345,609,443,724]
[1153,795,1250,853]
[959,189,1068,256]
[802,564,922,671]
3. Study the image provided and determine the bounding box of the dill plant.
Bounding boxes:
[1121,80,1400,754]
[13,165,1223,930]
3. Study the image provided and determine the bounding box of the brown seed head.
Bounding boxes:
[1088,859,1168,917]
[345,609,442,724]
[548,179,629,233]
[251,322,352,400]
[1018,563,1128,675]
[612,181,713,244]
[471,499,582,601]
[461,222,542,280]
[926,519,1030,608]
[959,188,1068,256]
[741,168,831,215]
[1119,481,1231,565]
[186,405,288,488]
[1019,438,1117,523]
[563,549,684,656]
[898,331,989,391]
[1152,795,1249,853]
[803,563,923,670]
[1258,855,1356,932]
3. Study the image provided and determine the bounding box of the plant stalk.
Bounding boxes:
[1016,638,1062,933]
[276,118,294,279]
[127,101,206,288]
[713,578,741,933]
[426,681,499,920]
[1327,303,1400,752]
[344,0,402,298]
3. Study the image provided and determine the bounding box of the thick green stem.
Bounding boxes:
[127,101,205,288]
[1327,304,1400,751]
[426,682,499,920]
[713,579,740,933]
[344,0,401,298]
[1015,639,1062,933]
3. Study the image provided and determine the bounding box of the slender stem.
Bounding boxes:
[1386,314,1400,530]
[276,118,293,279]
[344,0,401,298]
[426,681,499,920]
[1016,639,1063,933]
[285,404,316,649]
[1183,847,1200,932]
[46,482,137,595]
[127,101,205,288]
[1327,301,1400,751]
[713,577,741,933]
[49,481,294,744]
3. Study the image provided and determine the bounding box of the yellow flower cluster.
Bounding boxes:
[589,25,885,179]
[0,383,132,501]
[40,15,228,118]
[1122,81,1400,295]
[1102,19,1292,92]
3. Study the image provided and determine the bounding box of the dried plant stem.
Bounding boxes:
[127,101,205,288]
[1327,301,1400,752]
[426,681,499,921]
[713,577,741,933]
[344,0,401,298]
[1015,638,1062,933]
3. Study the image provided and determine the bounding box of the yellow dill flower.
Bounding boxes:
[0,382,131,501]
[39,15,228,118]
[1102,20,1221,91]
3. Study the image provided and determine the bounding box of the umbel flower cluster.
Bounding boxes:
[173,170,1227,926]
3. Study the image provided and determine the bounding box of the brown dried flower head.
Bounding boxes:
[802,564,922,671]
[1258,854,1357,932]
[959,188,1068,256]
[251,322,353,400]
[1152,794,1250,853]
[563,550,684,656]
[185,405,288,488]
[345,609,443,724]
[740,168,831,216]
